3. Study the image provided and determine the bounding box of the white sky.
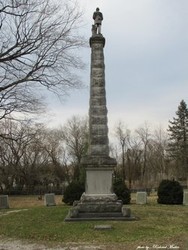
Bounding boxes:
[46,0,188,135]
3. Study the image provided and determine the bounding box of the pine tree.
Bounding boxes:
[168,100,188,179]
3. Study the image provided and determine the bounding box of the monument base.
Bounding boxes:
[65,155,136,221]
[64,193,136,222]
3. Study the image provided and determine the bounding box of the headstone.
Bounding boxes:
[136,192,147,204]
[44,193,56,206]
[0,195,9,209]
[122,207,131,217]
[94,225,112,230]
[183,190,188,205]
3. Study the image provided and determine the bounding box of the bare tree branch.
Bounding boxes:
[0,0,86,120]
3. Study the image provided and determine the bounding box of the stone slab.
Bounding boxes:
[0,195,9,209]
[85,169,114,194]
[44,193,56,206]
[136,192,147,204]
[122,207,131,217]
[183,190,188,205]
[94,225,112,230]
[65,215,137,222]
[80,193,118,202]
[77,202,122,213]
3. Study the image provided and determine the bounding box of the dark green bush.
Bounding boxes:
[113,178,131,204]
[157,179,183,205]
[63,181,85,205]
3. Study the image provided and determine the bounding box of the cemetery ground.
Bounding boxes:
[0,194,188,250]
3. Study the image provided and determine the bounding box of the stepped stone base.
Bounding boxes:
[64,193,136,222]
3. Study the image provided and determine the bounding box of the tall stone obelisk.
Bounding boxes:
[65,8,133,221]
[82,8,117,198]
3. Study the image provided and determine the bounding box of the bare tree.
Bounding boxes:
[126,137,143,189]
[115,121,131,181]
[0,119,45,191]
[61,115,88,181]
[152,126,168,180]
[136,122,152,187]
[0,0,85,121]
[0,119,70,193]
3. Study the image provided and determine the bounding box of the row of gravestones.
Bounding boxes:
[0,193,56,209]
[1,191,188,208]
[136,190,188,205]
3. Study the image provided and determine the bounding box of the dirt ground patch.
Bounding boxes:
[0,238,104,250]
[0,238,186,250]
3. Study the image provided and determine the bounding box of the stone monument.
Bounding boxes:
[136,192,147,205]
[65,8,134,221]
[44,193,56,206]
[183,189,188,205]
[0,195,9,209]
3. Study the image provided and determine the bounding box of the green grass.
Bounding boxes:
[0,202,188,249]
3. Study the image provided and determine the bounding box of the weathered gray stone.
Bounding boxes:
[81,155,116,167]
[183,190,188,205]
[85,169,114,194]
[78,202,122,213]
[90,106,107,116]
[90,136,108,145]
[94,225,112,230]
[90,115,107,124]
[88,145,109,155]
[44,193,56,206]
[92,87,106,95]
[68,207,79,218]
[122,207,131,217]
[136,192,147,204]
[0,195,9,209]
[81,193,118,203]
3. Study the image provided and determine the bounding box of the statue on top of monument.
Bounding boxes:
[92,7,103,35]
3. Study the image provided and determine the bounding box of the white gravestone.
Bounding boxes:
[44,193,56,206]
[0,195,9,209]
[136,192,147,204]
[183,190,188,205]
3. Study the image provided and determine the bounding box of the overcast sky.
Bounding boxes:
[47,0,188,135]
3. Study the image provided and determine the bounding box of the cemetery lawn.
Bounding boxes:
[0,195,188,249]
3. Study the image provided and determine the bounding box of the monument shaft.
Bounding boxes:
[89,36,109,156]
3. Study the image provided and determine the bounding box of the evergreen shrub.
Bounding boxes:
[63,181,85,205]
[157,179,183,205]
[113,178,131,204]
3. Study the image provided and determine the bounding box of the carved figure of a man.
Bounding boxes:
[93,7,103,34]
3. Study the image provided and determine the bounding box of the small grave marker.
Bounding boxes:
[94,225,113,230]
[183,190,188,205]
[136,192,147,204]
[44,193,56,206]
[122,207,131,217]
[0,195,9,209]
